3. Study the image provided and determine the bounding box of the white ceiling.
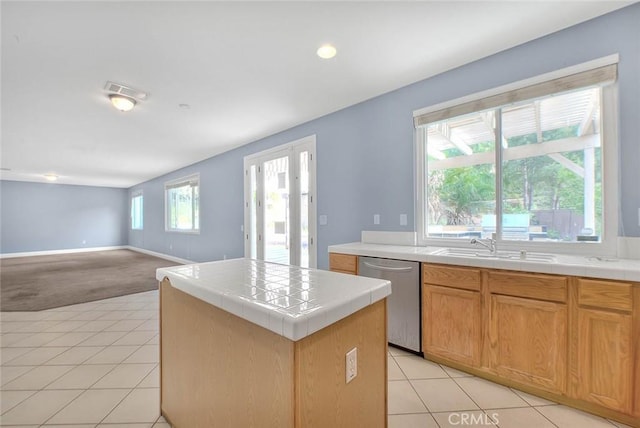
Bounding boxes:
[1,1,631,188]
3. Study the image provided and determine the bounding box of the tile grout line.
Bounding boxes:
[390,353,441,423]
[1,298,158,425]
[441,363,500,423]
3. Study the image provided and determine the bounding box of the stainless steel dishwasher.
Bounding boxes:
[358,257,421,354]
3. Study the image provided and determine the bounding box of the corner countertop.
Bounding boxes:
[156,258,391,341]
[329,242,640,282]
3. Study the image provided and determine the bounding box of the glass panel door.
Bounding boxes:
[249,165,258,259]
[263,156,290,265]
[299,150,310,268]
[244,136,316,267]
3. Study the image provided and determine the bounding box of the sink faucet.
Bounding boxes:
[470,237,497,254]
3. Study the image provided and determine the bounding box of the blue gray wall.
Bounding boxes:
[0,180,128,253]
[130,4,640,269]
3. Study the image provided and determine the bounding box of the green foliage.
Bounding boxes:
[429,164,494,225]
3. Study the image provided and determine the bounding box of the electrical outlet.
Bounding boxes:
[346,347,357,383]
[400,214,407,226]
[373,214,380,225]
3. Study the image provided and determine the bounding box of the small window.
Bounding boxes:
[165,174,200,233]
[131,192,143,230]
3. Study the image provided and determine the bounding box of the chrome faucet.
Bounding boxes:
[470,237,497,254]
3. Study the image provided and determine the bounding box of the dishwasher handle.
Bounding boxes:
[361,261,414,272]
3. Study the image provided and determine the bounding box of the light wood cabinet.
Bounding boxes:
[569,278,634,414]
[421,262,640,426]
[329,253,358,275]
[487,271,568,394]
[488,294,567,394]
[423,283,481,366]
[422,264,482,366]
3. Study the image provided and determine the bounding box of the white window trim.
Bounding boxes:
[243,135,317,268]
[164,173,200,234]
[415,57,619,257]
[130,190,143,231]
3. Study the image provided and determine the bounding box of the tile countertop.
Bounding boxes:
[156,258,391,342]
[329,242,640,282]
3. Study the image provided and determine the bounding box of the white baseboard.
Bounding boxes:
[0,246,127,259]
[126,246,193,265]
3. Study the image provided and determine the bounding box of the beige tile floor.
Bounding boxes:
[0,290,633,428]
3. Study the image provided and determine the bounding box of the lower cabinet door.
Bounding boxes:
[488,294,567,394]
[423,284,481,366]
[574,307,633,414]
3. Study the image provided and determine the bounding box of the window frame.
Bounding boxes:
[130,190,143,231]
[415,55,619,256]
[164,173,200,234]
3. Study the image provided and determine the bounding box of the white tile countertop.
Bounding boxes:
[156,258,391,341]
[329,242,640,282]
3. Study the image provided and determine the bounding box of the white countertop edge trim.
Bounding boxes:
[157,265,391,341]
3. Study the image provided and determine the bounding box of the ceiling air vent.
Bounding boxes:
[104,81,148,101]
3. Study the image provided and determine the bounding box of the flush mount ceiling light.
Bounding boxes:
[109,94,136,112]
[104,81,148,112]
[44,173,58,181]
[316,44,337,59]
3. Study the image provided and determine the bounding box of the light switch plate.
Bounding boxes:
[319,215,328,226]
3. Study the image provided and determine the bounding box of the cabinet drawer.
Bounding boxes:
[488,271,567,303]
[329,253,357,274]
[577,279,632,312]
[423,264,481,291]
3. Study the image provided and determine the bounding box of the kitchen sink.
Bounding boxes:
[433,248,557,263]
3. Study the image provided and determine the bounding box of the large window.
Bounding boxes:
[131,191,143,230]
[415,59,618,252]
[165,174,200,233]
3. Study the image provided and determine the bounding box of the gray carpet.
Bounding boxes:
[0,249,180,311]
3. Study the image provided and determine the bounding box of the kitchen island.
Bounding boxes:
[156,258,391,428]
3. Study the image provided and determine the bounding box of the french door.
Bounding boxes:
[243,136,316,268]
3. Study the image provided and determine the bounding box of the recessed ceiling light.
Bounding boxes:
[44,173,58,181]
[317,44,337,59]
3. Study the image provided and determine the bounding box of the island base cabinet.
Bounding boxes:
[488,294,567,395]
[423,284,481,367]
[160,279,388,428]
